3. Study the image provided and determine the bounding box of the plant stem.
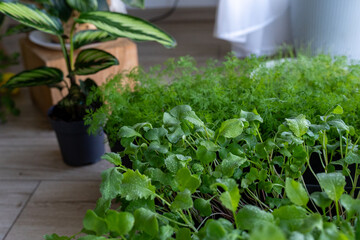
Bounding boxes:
[322,130,328,168]
[335,200,340,222]
[351,163,359,197]
[58,36,76,86]
[156,213,192,228]
[340,133,343,159]
[177,210,197,232]
[254,122,263,143]
[69,22,76,71]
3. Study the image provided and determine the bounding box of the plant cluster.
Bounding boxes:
[0,0,175,121]
[48,105,360,239]
[86,54,360,145]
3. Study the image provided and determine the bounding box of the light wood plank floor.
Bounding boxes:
[0,8,230,240]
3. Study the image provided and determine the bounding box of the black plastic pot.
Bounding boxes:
[48,107,105,166]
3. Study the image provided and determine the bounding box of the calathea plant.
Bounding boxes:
[0,0,176,121]
[47,105,360,239]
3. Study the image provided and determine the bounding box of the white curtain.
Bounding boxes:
[214,0,292,57]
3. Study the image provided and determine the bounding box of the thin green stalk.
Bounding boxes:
[154,193,171,207]
[177,210,197,232]
[254,122,263,143]
[340,133,343,159]
[345,132,349,156]
[335,200,340,222]
[351,135,360,152]
[156,213,192,228]
[322,130,328,167]
[58,36,76,85]
[351,163,359,197]
[69,22,76,71]
[184,138,196,151]
[246,189,271,210]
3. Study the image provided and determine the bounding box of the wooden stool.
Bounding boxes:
[20,37,138,115]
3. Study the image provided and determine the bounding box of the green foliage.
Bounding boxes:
[76,11,176,48]
[3,67,63,88]
[0,0,175,121]
[0,2,63,35]
[86,54,360,146]
[74,49,118,76]
[317,172,346,202]
[66,0,98,12]
[0,53,20,123]
[285,178,309,206]
[236,205,274,231]
[51,105,360,239]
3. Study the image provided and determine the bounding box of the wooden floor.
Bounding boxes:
[0,8,230,240]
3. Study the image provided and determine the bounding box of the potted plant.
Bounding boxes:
[0,0,176,166]
[46,105,360,239]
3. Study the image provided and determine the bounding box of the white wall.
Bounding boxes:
[144,0,218,8]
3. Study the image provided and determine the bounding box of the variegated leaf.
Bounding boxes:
[74,49,119,75]
[3,67,63,88]
[73,30,117,49]
[76,11,176,48]
[0,2,63,35]
[66,0,97,13]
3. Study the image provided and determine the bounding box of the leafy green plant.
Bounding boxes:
[86,54,360,145]
[0,72,20,123]
[0,52,19,123]
[48,105,360,239]
[0,0,175,121]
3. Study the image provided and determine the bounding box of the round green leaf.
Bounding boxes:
[83,210,108,236]
[249,222,286,240]
[273,205,308,231]
[217,119,244,139]
[196,145,216,165]
[285,178,309,206]
[175,167,201,193]
[285,114,310,138]
[194,198,212,217]
[317,172,346,201]
[105,210,134,236]
[310,192,332,209]
[134,208,159,237]
[236,205,274,230]
[170,189,193,211]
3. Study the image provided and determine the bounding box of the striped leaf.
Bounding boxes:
[73,30,117,49]
[3,67,63,88]
[74,49,119,75]
[0,2,63,35]
[66,0,97,12]
[76,11,176,48]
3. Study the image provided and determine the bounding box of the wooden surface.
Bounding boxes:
[0,9,230,240]
[20,37,139,115]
